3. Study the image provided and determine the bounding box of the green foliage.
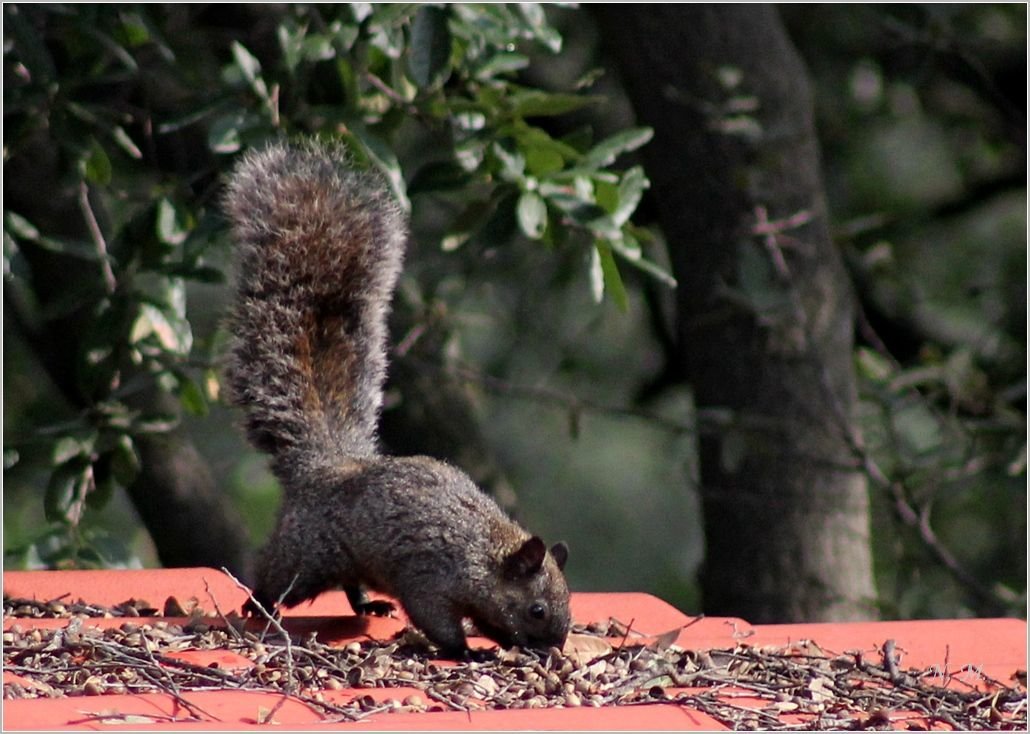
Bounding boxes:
[3,4,663,567]
[4,4,1023,621]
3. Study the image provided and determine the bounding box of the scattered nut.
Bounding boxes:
[2,595,1024,731]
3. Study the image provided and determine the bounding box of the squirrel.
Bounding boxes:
[223,140,571,657]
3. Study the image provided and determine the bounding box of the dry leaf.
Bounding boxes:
[563,633,613,664]
[807,676,833,703]
[100,714,157,725]
[648,626,682,652]
[474,674,498,696]
[163,597,188,617]
[642,674,676,689]
[789,639,827,657]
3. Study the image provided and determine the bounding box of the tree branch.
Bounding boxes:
[756,203,1022,613]
[77,181,116,295]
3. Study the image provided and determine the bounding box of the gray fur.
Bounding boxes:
[224,140,570,654]
[225,139,405,480]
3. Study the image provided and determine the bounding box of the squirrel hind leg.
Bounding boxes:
[344,585,396,617]
[241,588,280,618]
[396,592,470,658]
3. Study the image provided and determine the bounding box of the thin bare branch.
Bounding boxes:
[77,180,116,295]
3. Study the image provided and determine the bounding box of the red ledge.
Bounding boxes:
[3,567,1026,731]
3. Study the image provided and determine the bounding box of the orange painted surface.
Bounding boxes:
[3,567,1026,730]
[744,617,1027,685]
[1,692,720,731]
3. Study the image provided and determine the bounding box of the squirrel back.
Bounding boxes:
[223,140,571,656]
[225,141,405,483]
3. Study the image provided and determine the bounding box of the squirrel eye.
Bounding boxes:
[529,602,547,620]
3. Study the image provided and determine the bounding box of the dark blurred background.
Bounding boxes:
[4,4,1025,622]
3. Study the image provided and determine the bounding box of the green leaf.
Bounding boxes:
[516,191,548,240]
[77,297,130,399]
[613,166,650,226]
[132,414,180,434]
[302,33,336,62]
[231,41,269,101]
[584,214,621,241]
[331,22,360,54]
[278,22,304,74]
[111,126,143,159]
[351,129,411,214]
[856,346,893,382]
[408,5,452,89]
[208,113,243,154]
[156,198,189,246]
[177,373,209,416]
[64,101,101,126]
[509,124,581,163]
[516,3,547,30]
[352,3,374,23]
[4,211,40,241]
[574,67,606,91]
[441,200,494,251]
[591,240,629,311]
[408,161,472,195]
[537,181,608,222]
[44,460,92,526]
[370,3,421,27]
[93,400,134,432]
[161,264,225,283]
[5,5,57,83]
[589,242,605,304]
[86,459,116,511]
[110,434,141,486]
[5,210,97,260]
[158,100,232,134]
[451,107,487,133]
[51,433,96,466]
[610,234,677,288]
[473,52,529,81]
[118,12,150,46]
[83,140,112,186]
[492,143,525,183]
[454,137,486,172]
[130,299,192,356]
[525,146,565,177]
[594,178,619,214]
[582,127,654,170]
[368,17,408,60]
[514,3,562,53]
[510,91,596,119]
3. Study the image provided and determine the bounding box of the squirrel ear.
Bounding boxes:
[550,541,569,571]
[504,537,547,579]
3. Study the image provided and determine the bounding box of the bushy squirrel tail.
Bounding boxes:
[224,140,406,485]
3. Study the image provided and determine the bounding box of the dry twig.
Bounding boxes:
[4,597,1025,730]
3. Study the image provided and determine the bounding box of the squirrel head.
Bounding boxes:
[473,536,570,651]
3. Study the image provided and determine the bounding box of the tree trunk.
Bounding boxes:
[595,5,877,621]
[128,431,253,580]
